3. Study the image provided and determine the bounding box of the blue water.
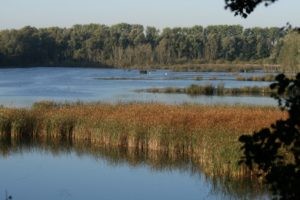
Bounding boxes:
[0,145,269,200]
[0,67,276,107]
[0,67,274,199]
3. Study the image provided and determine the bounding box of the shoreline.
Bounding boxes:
[0,63,281,72]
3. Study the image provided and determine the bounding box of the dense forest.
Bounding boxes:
[0,23,298,70]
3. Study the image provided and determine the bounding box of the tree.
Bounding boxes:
[225,0,300,199]
[278,32,300,73]
[225,0,278,18]
[145,26,159,50]
[239,73,300,199]
[0,23,287,68]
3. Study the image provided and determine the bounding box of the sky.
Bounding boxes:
[0,0,299,30]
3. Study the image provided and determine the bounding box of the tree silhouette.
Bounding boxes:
[225,0,278,18]
[239,73,300,199]
[225,0,300,199]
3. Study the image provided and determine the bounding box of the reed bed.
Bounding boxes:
[137,84,273,96]
[0,102,285,178]
[235,74,276,82]
[162,63,278,72]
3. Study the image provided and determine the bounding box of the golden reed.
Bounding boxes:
[0,102,285,178]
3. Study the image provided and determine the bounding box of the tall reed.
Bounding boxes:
[139,84,273,96]
[236,74,276,82]
[0,102,285,178]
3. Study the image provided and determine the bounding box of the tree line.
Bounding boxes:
[0,23,298,69]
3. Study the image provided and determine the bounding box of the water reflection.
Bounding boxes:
[0,137,270,200]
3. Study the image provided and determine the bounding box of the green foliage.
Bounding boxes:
[278,31,300,73]
[239,73,300,199]
[0,24,286,68]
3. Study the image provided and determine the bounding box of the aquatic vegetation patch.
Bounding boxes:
[235,74,276,82]
[0,102,285,178]
[137,84,273,96]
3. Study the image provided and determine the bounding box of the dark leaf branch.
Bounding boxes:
[239,73,300,199]
[225,0,278,18]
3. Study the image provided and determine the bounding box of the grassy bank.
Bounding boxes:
[0,102,285,178]
[137,84,273,96]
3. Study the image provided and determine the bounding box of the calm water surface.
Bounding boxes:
[0,67,274,199]
[0,141,270,200]
[0,67,276,107]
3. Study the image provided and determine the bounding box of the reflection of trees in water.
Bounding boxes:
[0,137,269,199]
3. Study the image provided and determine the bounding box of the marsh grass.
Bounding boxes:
[167,63,278,72]
[236,74,276,82]
[139,84,273,96]
[0,102,285,178]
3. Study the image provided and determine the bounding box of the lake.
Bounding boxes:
[0,67,275,199]
[0,140,269,200]
[0,67,276,107]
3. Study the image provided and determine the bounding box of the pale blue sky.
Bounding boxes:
[0,0,299,30]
